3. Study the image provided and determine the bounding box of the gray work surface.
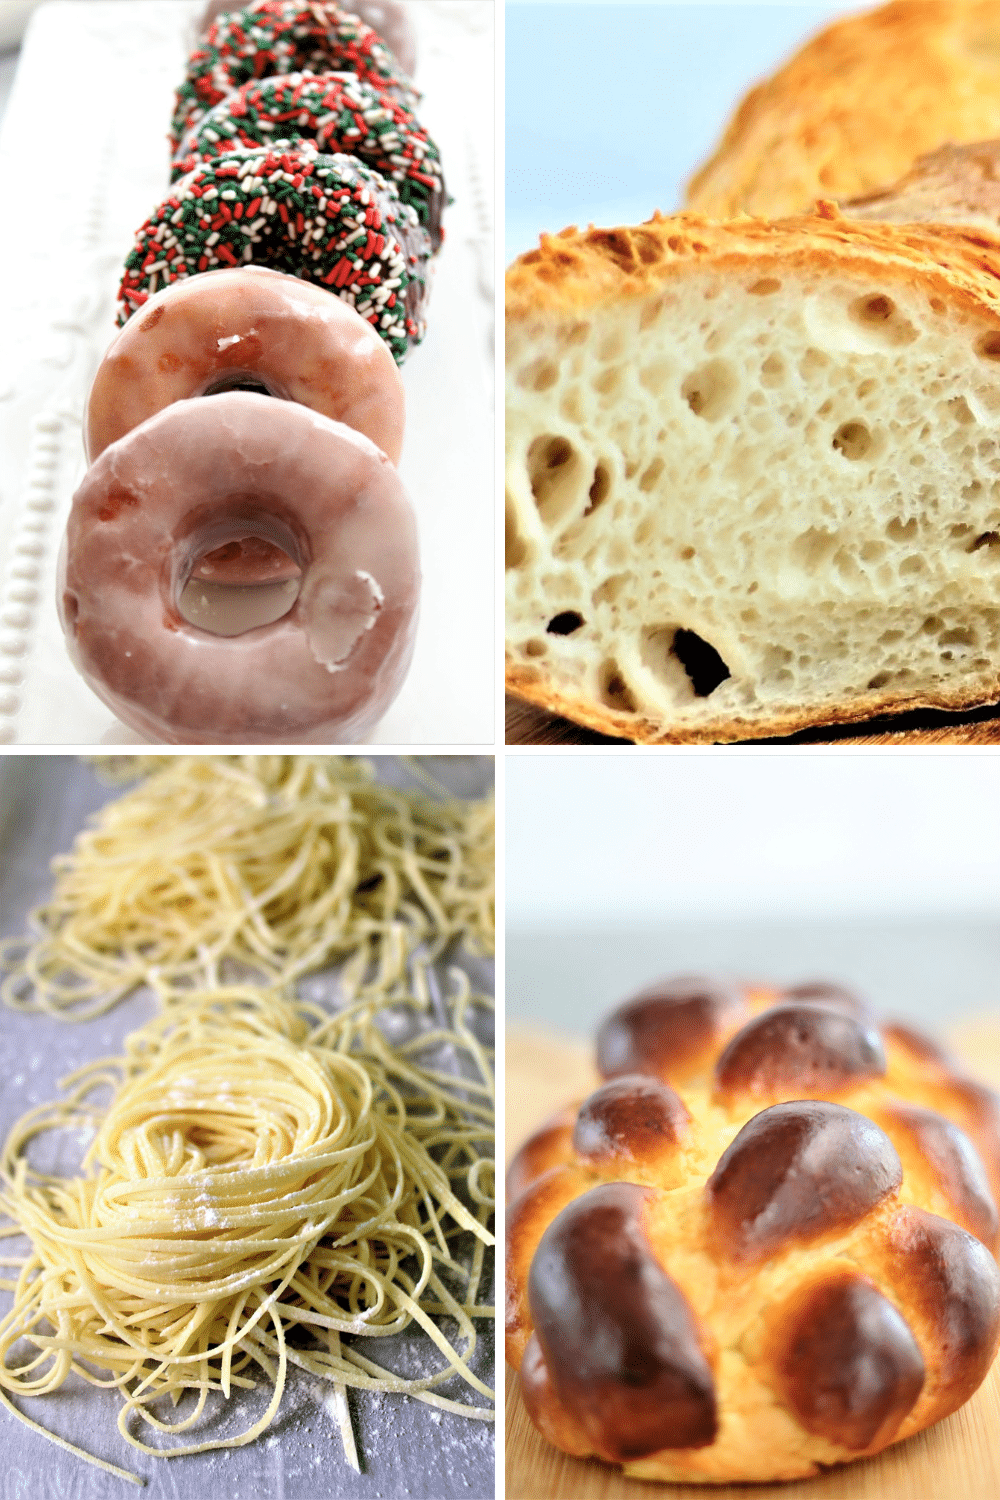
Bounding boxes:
[507,917,1000,1043]
[0,756,495,1500]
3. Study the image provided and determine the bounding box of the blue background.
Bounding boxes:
[506,1,870,262]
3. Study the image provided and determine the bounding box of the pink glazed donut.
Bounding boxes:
[59,392,420,744]
[85,267,405,465]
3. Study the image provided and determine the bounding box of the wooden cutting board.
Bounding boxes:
[505,694,1000,746]
[505,1022,1000,1500]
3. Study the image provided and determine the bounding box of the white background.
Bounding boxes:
[507,753,1000,923]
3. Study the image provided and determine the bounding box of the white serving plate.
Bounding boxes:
[0,0,494,745]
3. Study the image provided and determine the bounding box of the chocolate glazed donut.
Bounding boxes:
[59,392,419,744]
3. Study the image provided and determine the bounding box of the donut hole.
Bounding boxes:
[174,502,305,638]
[198,370,288,400]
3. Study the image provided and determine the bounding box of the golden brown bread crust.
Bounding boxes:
[685,0,1000,220]
[505,210,1000,328]
[505,655,1000,746]
[506,977,1000,1483]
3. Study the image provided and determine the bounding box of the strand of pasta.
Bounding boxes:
[0,983,494,1482]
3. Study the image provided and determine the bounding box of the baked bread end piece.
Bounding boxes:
[506,212,1000,743]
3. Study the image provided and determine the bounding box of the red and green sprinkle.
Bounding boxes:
[171,0,418,151]
[117,146,431,365]
[173,70,444,248]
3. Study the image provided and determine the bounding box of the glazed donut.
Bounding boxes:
[87,265,404,464]
[174,71,445,247]
[59,392,420,745]
[117,146,432,365]
[197,0,418,77]
[506,976,1000,1484]
[173,0,417,150]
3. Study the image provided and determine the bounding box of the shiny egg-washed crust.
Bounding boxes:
[505,209,1000,743]
[506,977,1000,1483]
[684,0,1000,220]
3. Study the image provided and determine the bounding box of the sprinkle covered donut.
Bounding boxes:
[174,71,445,248]
[197,0,418,77]
[172,0,418,151]
[117,146,431,364]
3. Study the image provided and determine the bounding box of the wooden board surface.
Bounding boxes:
[505,1021,1000,1500]
[505,694,1000,747]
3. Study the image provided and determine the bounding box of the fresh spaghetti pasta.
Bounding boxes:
[0,980,494,1482]
[0,756,494,1021]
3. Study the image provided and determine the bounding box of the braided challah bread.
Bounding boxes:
[506,978,1000,1483]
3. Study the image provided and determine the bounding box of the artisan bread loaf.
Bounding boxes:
[505,211,1000,742]
[846,137,1000,230]
[685,0,1000,220]
[506,977,1000,1484]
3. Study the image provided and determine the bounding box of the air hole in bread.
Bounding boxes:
[586,464,611,515]
[970,530,1000,552]
[832,421,873,461]
[806,297,916,354]
[761,354,786,387]
[547,611,584,636]
[853,295,918,345]
[950,396,977,426]
[854,294,895,326]
[530,361,559,392]
[639,457,665,494]
[868,670,892,690]
[524,638,547,657]
[939,626,976,648]
[505,492,527,569]
[527,434,586,527]
[900,555,925,575]
[682,359,739,421]
[670,628,732,696]
[594,365,624,398]
[595,573,634,607]
[749,278,782,296]
[976,332,1000,361]
[799,348,830,379]
[929,297,946,314]
[887,516,918,543]
[793,527,839,568]
[599,661,637,712]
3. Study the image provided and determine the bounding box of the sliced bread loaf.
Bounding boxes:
[686,0,1000,220]
[506,210,1000,742]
